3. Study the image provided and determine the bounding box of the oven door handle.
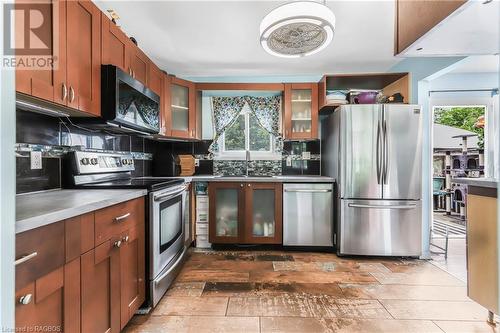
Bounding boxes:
[153,185,187,202]
[154,246,187,286]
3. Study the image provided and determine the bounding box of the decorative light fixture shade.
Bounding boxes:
[260,1,336,58]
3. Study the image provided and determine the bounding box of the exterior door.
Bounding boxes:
[244,183,282,244]
[66,0,101,116]
[382,105,422,200]
[209,182,244,243]
[81,239,120,333]
[15,0,67,105]
[120,225,145,329]
[341,105,383,199]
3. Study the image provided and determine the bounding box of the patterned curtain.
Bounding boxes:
[209,95,283,154]
[209,96,247,153]
[245,96,283,152]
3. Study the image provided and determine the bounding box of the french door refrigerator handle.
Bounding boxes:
[376,120,381,184]
[348,203,417,209]
[382,119,388,185]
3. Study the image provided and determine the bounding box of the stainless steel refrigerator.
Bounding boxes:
[321,104,422,256]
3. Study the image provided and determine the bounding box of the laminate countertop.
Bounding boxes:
[180,175,335,183]
[16,189,148,234]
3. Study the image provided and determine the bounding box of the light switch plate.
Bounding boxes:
[286,156,292,167]
[30,151,42,170]
[195,159,200,167]
[302,151,311,160]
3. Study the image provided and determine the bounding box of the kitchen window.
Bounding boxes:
[218,104,278,159]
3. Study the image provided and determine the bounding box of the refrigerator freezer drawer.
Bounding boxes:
[339,199,421,256]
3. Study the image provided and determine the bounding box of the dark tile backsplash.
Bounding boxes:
[16,110,155,193]
[16,110,321,193]
[16,157,60,194]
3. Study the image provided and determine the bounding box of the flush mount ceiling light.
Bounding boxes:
[259,1,336,58]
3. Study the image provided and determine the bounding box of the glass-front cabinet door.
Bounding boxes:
[209,182,244,243]
[284,83,319,140]
[244,183,282,244]
[169,77,196,138]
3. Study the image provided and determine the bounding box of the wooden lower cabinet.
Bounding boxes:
[81,240,121,333]
[119,224,146,329]
[15,259,80,333]
[15,197,146,333]
[208,182,283,244]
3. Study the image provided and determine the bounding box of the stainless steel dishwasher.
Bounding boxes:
[283,183,334,246]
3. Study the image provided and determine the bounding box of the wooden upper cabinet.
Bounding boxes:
[395,0,466,54]
[169,77,196,139]
[66,0,101,116]
[148,62,162,96]
[283,83,318,140]
[101,13,129,72]
[128,43,148,86]
[15,0,66,105]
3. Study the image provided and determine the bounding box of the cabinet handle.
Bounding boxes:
[69,86,75,103]
[15,252,38,266]
[114,240,122,248]
[122,235,129,243]
[247,184,251,187]
[61,83,67,101]
[19,294,33,305]
[129,67,132,76]
[114,212,131,222]
[240,184,244,187]
[132,70,135,78]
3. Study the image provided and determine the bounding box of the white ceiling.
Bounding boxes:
[401,0,500,56]
[449,55,499,74]
[94,1,400,80]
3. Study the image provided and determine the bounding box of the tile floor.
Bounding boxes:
[125,250,498,333]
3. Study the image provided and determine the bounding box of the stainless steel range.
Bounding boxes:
[64,151,188,308]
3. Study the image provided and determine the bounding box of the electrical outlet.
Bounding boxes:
[30,151,42,170]
[302,151,311,160]
[286,156,292,167]
[194,159,200,167]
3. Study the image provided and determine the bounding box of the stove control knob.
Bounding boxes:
[80,158,89,165]
[122,159,128,165]
[90,158,98,165]
[128,159,134,165]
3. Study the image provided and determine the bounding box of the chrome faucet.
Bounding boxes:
[245,150,251,177]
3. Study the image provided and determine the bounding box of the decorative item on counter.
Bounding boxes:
[176,154,195,176]
[347,90,380,104]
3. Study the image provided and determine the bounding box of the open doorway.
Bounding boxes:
[430,105,486,281]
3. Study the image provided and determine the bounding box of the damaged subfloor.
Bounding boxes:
[125,250,498,333]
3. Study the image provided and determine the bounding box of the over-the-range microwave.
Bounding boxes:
[99,64,160,134]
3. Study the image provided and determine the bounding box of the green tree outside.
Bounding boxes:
[434,106,485,148]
